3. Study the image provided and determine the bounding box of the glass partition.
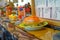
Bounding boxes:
[35,0,60,20]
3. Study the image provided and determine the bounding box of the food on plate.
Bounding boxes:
[19,16,48,30]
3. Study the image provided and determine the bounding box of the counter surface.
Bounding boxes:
[1,17,60,40]
[26,19,60,40]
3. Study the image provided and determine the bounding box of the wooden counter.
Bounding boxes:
[26,19,60,40]
[1,17,60,40]
[14,18,60,40]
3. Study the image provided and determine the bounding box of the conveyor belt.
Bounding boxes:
[0,24,18,40]
[0,17,41,40]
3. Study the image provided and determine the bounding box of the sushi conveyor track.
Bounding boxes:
[0,17,40,40]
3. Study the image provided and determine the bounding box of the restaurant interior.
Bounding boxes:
[0,0,60,40]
